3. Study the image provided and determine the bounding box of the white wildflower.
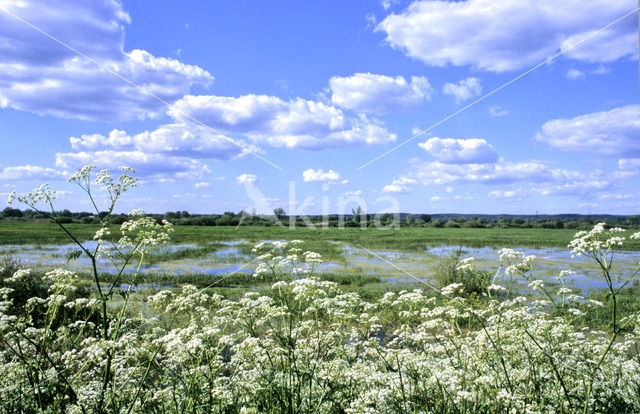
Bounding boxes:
[528,280,544,291]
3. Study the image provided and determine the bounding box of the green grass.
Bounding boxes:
[143,242,228,264]
[74,270,382,290]
[3,222,640,250]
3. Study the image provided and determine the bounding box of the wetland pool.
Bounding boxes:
[2,240,638,293]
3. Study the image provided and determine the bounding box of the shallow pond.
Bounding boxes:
[2,240,638,293]
[335,244,639,294]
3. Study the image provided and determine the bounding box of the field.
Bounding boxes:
[4,221,640,250]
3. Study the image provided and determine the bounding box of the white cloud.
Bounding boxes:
[488,105,509,117]
[52,123,251,183]
[411,126,424,135]
[194,182,211,189]
[236,174,259,184]
[169,94,396,150]
[329,73,432,114]
[381,184,408,194]
[431,195,473,202]
[619,158,640,170]
[344,190,364,196]
[488,190,518,199]
[600,193,636,200]
[69,124,250,160]
[0,0,212,120]
[302,168,341,182]
[533,178,612,196]
[365,13,377,30]
[566,69,586,79]
[399,158,621,198]
[418,137,498,164]
[376,0,637,72]
[55,151,210,181]
[407,159,571,185]
[381,0,399,10]
[0,165,67,181]
[381,177,416,194]
[534,105,640,157]
[442,77,482,104]
[28,121,251,184]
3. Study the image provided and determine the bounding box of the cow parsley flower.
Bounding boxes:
[456,257,475,271]
[528,280,544,291]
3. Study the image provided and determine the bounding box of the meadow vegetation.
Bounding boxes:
[3,222,640,252]
[1,166,639,413]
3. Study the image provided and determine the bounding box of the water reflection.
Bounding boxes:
[2,241,638,293]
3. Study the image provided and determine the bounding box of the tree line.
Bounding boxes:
[2,207,640,229]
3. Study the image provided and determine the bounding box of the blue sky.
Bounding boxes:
[0,0,639,216]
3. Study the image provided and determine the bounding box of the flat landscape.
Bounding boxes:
[2,0,639,412]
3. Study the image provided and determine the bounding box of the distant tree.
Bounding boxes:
[565,220,580,229]
[463,220,481,228]
[1,207,23,218]
[352,206,365,226]
[445,219,460,228]
[431,219,445,228]
[273,207,286,218]
[628,215,640,227]
[419,214,432,223]
[164,211,178,220]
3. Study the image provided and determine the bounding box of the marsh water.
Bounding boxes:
[2,240,638,293]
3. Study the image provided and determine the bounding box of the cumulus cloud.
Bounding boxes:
[381,177,416,194]
[52,122,252,182]
[236,174,259,184]
[302,168,341,182]
[534,105,640,157]
[418,137,498,164]
[381,184,408,194]
[406,160,558,185]
[394,158,621,198]
[566,69,586,79]
[376,0,637,72]
[0,165,67,181]
[442,77,482,104]
[169,94,396,150]
[68,124,250,160]
[329,73,432,114]
[488,190,518,199]
[55,151,210,181]
[0,0,212,120]
[194,182,211,188]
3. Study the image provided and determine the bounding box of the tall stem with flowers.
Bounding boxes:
[7,165,173,413]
